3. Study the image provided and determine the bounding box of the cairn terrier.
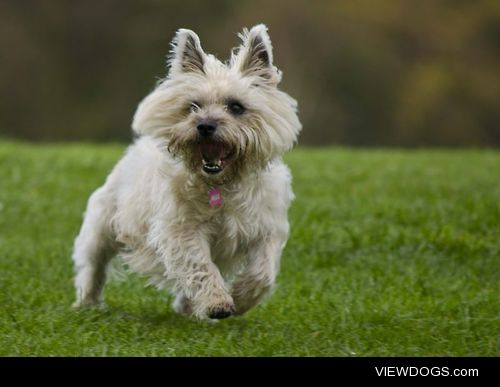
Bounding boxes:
[72,24,302,319]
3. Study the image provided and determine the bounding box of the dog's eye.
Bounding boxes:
[190,102,201,113]
[227,101,245,115]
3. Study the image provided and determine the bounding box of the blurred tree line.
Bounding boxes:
[0,0,499,146]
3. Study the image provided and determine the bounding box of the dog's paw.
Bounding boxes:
[207,301,235,320]
[72,298,104,309]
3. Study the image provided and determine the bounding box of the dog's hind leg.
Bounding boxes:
[231,234,286,315]
[72,187,117,307]
[172,291,193,316]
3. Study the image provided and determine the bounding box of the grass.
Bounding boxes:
[0,140,498,356]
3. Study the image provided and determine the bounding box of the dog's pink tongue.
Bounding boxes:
[200,142,224,162]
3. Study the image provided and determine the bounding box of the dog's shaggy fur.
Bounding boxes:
[72,25,302,319]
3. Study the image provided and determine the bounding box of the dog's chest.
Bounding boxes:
[207,209,256,272]
[205,190,264,261]
[198,181,267,240]
[210,202,262,243]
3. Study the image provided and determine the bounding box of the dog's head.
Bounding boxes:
[133,25,301,184]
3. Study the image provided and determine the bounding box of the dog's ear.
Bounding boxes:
[168,29,206,76]
[233,24,282,85]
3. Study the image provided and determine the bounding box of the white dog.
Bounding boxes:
[72,24,302,319]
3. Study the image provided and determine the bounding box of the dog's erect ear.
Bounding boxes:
[168,29,206,76]
[233,24,281,84]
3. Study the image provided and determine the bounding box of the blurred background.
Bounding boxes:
[0,0,499,146]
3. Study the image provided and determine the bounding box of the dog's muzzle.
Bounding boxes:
[199,140,232,174]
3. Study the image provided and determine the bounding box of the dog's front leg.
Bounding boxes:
[162,230,234,319]
[232,235,285,315]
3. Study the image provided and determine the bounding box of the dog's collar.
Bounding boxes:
[208,187,223,207]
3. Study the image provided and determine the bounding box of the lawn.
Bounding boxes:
[0,141,498,356]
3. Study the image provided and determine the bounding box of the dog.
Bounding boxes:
[72,24,302,319]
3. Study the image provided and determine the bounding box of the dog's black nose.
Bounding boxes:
[197,120,217,137]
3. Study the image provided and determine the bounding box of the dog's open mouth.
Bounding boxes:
[199,141,232,174]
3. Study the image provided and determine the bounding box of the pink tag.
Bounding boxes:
[208,188,223,207]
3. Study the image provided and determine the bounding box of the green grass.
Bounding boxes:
[0,140,498,356]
